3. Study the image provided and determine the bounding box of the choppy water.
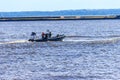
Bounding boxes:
[1,20,120,80]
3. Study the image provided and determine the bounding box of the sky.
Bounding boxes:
[0,0,120,12]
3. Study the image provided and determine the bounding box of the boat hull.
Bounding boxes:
[28,35,65,42]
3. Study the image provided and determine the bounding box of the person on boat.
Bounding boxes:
[49,32,52,38]
[56,34,60,37]
[44,33,48,39]
[41,32,45,39]
[46,29,52,38]
[31,32,36,39]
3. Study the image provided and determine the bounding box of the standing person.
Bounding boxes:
[46,29,52,38]
[41,32,45,39]
[49,32,52,38]
[31,32,36,40]
[45,33,48,39]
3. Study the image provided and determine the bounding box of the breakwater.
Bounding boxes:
[0,15,120,21]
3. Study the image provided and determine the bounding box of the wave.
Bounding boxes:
[66,35,120,38]
[0,36,120,45]
[0,40,29,44]
[63,37,120,44]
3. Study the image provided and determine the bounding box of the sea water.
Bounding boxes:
[0,20,120,80]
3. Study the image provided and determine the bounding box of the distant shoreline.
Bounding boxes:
[0,15,120,21]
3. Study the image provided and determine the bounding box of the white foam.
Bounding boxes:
[0,37,120,45]
[0,40,29,44]
[63,37,120,43]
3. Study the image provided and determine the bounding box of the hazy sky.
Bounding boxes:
[0,0,120,12]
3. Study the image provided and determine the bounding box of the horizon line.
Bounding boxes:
[0,8,120,13]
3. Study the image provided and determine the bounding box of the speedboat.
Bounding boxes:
[28,34,65,42]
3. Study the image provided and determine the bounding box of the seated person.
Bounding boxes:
[31,32,36,39]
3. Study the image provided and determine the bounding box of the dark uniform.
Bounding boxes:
[31,32,36,39]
